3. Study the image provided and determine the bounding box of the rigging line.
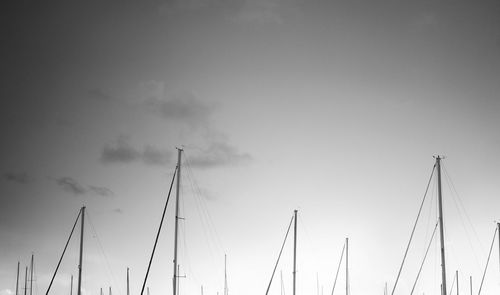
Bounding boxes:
[477,226,498,295]
[184,153,226,254]
[140,166,177,295]
[442,166,484,272]
[330,242,345,295]
[86,211,122,295]
[391,163,436,295]
[46,208,82,295]
[410,221,439,295]
[265,215,295,295]
[183,161,221,274]
[448,271,456,295]
[442,164,486,254]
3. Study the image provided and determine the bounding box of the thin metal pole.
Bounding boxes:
[469,276,472,295]
[77,207,85,295]
[497,223,500,278]
[127,268,130,295]
[16,262,19,295]
[29,254,33,295]
[224,254,228,295]
[346,238,349,295]
[436,156,447,295]
[100,287,102,295]
[24,267,27,295]
[70,275,73,295]
[109,286,112,295]
[173,148,182,295]
[456,270,458,295]
[293,210,298,295]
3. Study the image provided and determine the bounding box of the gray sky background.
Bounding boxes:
[1,0,500,294]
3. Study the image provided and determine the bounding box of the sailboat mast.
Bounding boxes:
[24,266,27,295]
[29,254,33,295]
[70,275,73,295]
[173,148,182,295]
[497,222,500,275]
[16,261,19,295]
[293,210,297,295]
[345,238,348,295]
[224,254,228,295]
[77,206,85,295]
[436,156,447,295]
[456,270,459,295]
[127,267,130,295]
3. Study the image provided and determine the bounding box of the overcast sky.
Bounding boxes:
[1,0,500,295]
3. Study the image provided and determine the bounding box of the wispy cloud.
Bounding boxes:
[56,177,87,195]
[187,141,252,168]
[55,177,114,197]
[87,88,113,101]
[101,137,174,166]
[140,81,214,129]
[88,186,114,197]
[101,136,141,164]
[3,172,33,184]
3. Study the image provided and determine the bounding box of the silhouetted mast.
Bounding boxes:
[24,266,27,295]
[436,156,447,295]
[173,148,182,295]
[224,254,228,295]
[346,238,349,295]
[469,276,472,295]
[127,268,130,295]
[77,207,85,295]
[498,223,500,275]
[16,262,20,295]
[456,270,459,295]
[29,254,34,295]
[293,210,298,295]
[70,275,73,295]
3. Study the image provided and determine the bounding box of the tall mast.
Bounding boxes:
[293,210,298,295]
[77,206,85,295]
[173,148,182,295]
[345,238,349,295]
[281,271,284,295]
[24,266,27,295]
[127,268,130,295]
[109,286,112,295]
[497,223,500,277]
[70,275,73,295]
[456,270,458,295]
[16,261,20,295]
[29,254,33,295]
[100,287,102,295]
[224,254,228,295]
[436,156,447,295]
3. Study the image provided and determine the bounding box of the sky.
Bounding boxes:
[1,0,500,294]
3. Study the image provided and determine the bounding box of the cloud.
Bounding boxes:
[141,81,214,129]
[101,137,141,164]
[0,289,14,295]
[56,177,87,195]
[187,142,252,168]
[88,186,114,197]
[101,137,174,166]
[143,145,173,166]
[55,177,114,197]
[3,172,33,184]
[87,88,112,101]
